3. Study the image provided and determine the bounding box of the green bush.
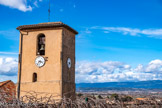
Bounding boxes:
[98,95,103,99]
[111,93,119,100]
[77,93,83,97]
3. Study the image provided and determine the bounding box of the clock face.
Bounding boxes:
[67,58,71,69]
[35,56,45,67]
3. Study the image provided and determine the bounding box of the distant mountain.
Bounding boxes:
[76,80,162,90]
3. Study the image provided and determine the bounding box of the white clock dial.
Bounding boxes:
[67,58,71,68]
[35,56,45,67]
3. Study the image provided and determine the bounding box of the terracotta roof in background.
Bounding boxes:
[16,22,78,34]
[136,98,147,101]
[0,80,11,87]
[0,80,16,100]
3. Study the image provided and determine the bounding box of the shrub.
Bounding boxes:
[111,93,119,100]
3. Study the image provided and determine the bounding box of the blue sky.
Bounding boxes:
[0,0,162,83]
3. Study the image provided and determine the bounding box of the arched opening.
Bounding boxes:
[37,34,45,55]
[33,73,37,82]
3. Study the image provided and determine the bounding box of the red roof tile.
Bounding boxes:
[0,80,11,87]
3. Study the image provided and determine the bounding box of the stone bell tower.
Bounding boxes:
[16,22,78,100]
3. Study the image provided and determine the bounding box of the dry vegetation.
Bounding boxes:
[0,89,162,108]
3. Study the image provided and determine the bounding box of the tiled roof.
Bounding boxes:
[16,22,78,34]
[0,80,16,100]
[0,80,11,87]
[136,98,147,101]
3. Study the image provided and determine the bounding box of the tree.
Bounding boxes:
[111,93,119,100]
[98,95,103,99]
[77,93,83,97]
[120,96,133,102]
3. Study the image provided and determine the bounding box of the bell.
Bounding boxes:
[40,45,45,51]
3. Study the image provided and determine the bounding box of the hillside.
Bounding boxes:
[76,80,162,91]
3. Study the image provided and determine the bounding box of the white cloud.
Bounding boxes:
[144,59,162,73]
[76,60,162,83]
[33,0,38,7]
[0,0,43,12]
[90,26,162,39]
[76,61,130,75]
[102,27,141,36]
[134,59,162,74]
[84,29,92,34]
[0,52,18,55]
[103,31,109,34]
[0,57,18,76]
[0,0,33,12]
[0,56,162,83]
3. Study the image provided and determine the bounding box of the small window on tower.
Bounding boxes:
[33,73,37,82]
[37,34,45,55]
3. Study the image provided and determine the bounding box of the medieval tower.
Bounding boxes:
[16,22,78,99]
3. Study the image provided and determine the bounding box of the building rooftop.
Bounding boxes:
[0,80,16,100]
[136,98,147,101]
[16,22,78,34]
[0,80,11,87]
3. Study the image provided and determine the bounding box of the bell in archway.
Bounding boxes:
[40,44,45,51]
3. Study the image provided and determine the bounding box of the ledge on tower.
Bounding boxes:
[16,22,78,34]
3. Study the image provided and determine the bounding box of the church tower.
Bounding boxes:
[16,22,78,100]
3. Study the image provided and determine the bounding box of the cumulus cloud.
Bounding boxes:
[0,0,42,12]
[90,26,162,39]
[76,59,162,83]
[136,59,162,73]
[0,57,18,76]
[76,61,131,75]
[0,56,162,83]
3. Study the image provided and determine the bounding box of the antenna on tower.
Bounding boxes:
[48,0,50,22]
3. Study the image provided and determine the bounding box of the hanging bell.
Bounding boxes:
[40,45,45,51]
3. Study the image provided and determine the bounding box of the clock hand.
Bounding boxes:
[37,61,41,65]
